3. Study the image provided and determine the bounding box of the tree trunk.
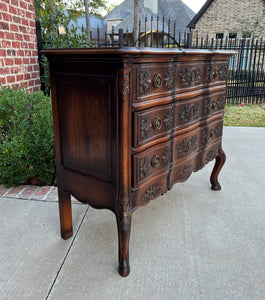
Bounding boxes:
[134,0,140,43]
[84,0,90,40]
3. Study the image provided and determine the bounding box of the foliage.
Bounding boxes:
[224,103,265,127]
[0,86,56,186]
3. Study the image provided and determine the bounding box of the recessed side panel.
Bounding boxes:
[56,74,114,183]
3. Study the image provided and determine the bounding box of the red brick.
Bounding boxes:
[17,50,24,56]
[2,12,12,22]
[29,19,35,27]
[17,8,26,17]
[9,5,17,14]
[28,79,34,86]
[0,67,9,76]
[5,32,15,40]
[24,50,31,56]
[0,22,9,30]
[23,34,30,41]
[19,25,27,33]
[13,16,21,24]
[16,74,24,81]
[0,49,6,57]
[10,24,18,32]
[28,3,33,11]
[21,18,28,26]
[20,0,28,9]
[5,185,27,198]
[0,184,11,197]
[19,185,39,199]
[5,58,14,65]
[24,73,30,79]
[7,49,16,56]
[0,3,8,11]
[0,31,4,39]
[11,0,18,5]
[12,41,20,48]
[31,72,38,79]
[7,76,16,83]
[10,66,19,74]
[15,57,22,64]
[0,77,7,85]
[15,33,23,40]
[23,58,29,64]
[45,187,58,202]
[32,186,53,200]
[21,42,28,48]
[33,64,39,71]
[31,50,38,56]
[27,65,33,72]
[26,11,33,19]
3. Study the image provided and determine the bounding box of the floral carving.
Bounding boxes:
[202,122,223,146]
[162,148,172,165]
[174,164,193,181]
[119,69,130,97]
[179,67,202,87]
[138,157,151,181]
[164,68,175,90]
[139,70,151,95]
[140,116,151,139]
[177,136,198,157]
[179,103,200,125]
[206,64,228,83]
[205,93,226,116]
[163,110,174,129]
[141,185,161,203]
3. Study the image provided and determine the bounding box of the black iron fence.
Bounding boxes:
[36,17,265,104]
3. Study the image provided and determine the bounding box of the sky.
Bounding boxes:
[106,0,207,13]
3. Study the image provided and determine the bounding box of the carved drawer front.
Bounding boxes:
[134,104,173,147]
[135,64,175,100]
[133,141,171,187]
[173,129,200,163]
[205,62,229,84]
[201,119,223,148]
[204,91,226,117]
[175,97,203,128]
[176,63,204,90]
[132,172,168,209]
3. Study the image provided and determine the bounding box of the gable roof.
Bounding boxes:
[106,0,195,33]
[187,0,265,29]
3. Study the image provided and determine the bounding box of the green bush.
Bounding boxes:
[0,86,56,186]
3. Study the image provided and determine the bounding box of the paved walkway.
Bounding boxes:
[1,127,265,300]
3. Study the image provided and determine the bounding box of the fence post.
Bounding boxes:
[186,31,192,48]
[119,29,124,48]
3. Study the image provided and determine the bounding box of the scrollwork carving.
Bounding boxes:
[179,103,200,125]
[119,68,130,97]
[174,164,193,181]
[140,116,151,139]
[163,110,174,129]
[141,185,161,203]
[206,64,228,83]
[177,136,198,157]
[138,157,151,181]
[180,67,202,87]
[162,148,172,165]
[164,68,175,90]
[139,70,151,95]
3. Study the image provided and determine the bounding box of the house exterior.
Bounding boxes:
[0,0,41,92]
[187,0,265,40]
[106,0,195,40]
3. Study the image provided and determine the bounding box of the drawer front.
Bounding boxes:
[135,64,175,100]
[132,172,168,210]
[134,104,173,147]
[133,141,171,187]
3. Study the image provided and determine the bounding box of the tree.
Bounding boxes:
[134,0,140,42]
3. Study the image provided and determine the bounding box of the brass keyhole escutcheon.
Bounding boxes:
[153,117,162,131]
[153,73,162,88]
[151,155,161,168]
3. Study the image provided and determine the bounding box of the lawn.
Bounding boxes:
[224,103,265,127]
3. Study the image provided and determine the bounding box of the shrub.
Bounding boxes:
[0,86,56,186]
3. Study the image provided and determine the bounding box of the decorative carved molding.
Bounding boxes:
[164,68,175,90]
[206,64,228,83]
[140,116,151,139]
[205,149,216,164]
[163,110,174,129]
[138,157,151,181]
[174,164,193,181]
[205,94,226,116]
[118,195,131,232]
[141,185,161,203]
[179,67,202,87]
[139,70,151,95]
[162,148,172,165]
[177,136,198,157]
[179,103,200,125]
[119,68,130,97]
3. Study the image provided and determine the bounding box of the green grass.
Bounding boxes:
[224,103,265,127]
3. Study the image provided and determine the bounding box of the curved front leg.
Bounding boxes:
[116,212,131,277]
[210,147,226,191]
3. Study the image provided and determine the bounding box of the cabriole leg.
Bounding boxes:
[210,147,226,191]
[116,213,131,277]
[58,188,73,239]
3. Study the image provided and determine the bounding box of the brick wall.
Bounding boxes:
[0,0,41,92]
[191,0,265,40]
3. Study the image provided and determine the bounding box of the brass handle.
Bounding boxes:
[152,117,162,131]
[151,155,161,168]
[153,73,162,88]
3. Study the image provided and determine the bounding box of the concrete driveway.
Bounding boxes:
[1,127,265,300]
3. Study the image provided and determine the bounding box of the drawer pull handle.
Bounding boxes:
[151,155,161,168]
[152,117,162,131]
[153,73,162,88]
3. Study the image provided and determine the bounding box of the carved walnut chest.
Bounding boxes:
[42,48,234,277]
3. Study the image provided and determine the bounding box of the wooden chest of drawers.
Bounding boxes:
[43,48,234,277]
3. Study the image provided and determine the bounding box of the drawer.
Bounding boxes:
[204,92,226,116]
[133,104,173,147]
[132,172,168,210]
[201,119,223,148]
[134,63,175,101]
[132,141,171,187]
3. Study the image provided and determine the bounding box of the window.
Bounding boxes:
[216,33,224,39]
[229,32,237,39]
[242,31,252,38]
